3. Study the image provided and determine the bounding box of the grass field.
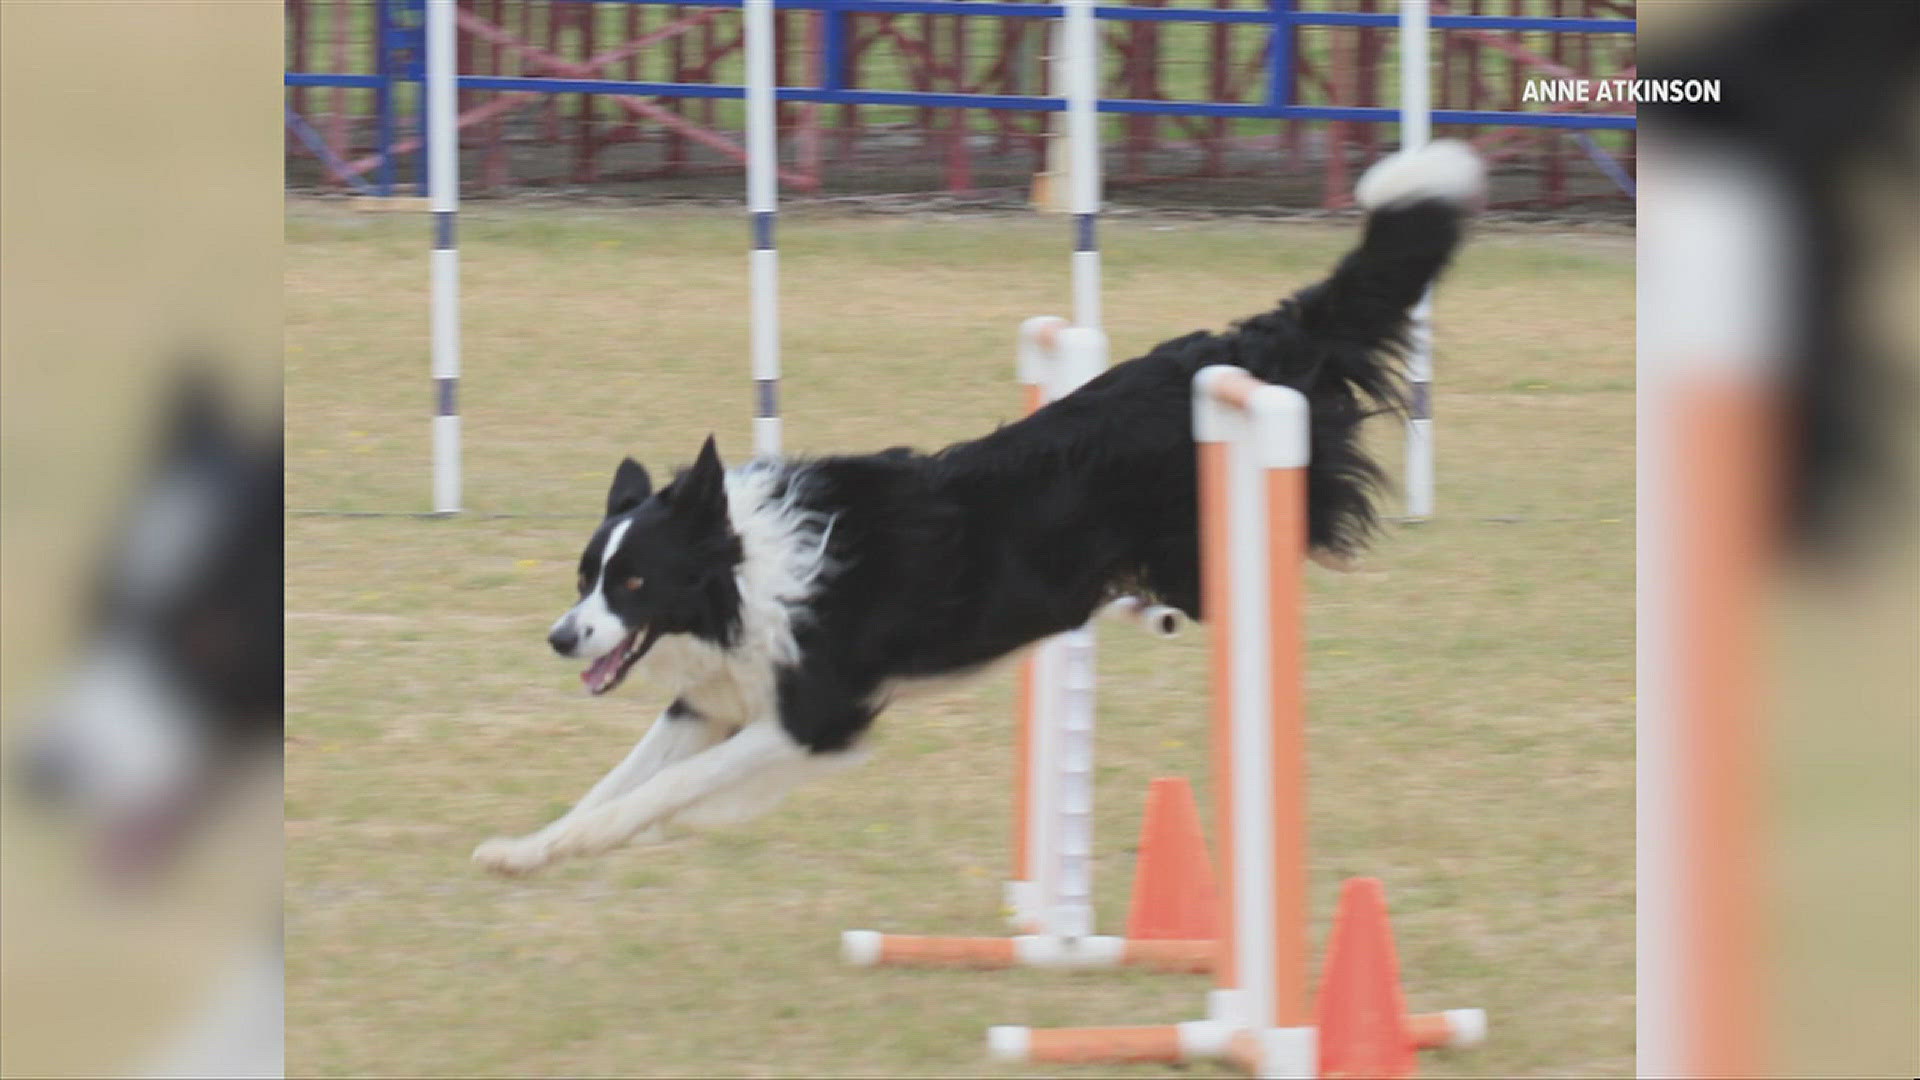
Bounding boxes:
[285,199,1632,1077]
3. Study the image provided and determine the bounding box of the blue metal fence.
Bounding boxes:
[287,0,1636,196]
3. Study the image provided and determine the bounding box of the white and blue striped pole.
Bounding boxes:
[1399,0,1434,520]
[427,0,461,513]
[745,0,782,455]
[1064,0,1101,330]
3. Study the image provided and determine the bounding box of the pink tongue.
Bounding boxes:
[99,798,194,882]
[581,651,621,690]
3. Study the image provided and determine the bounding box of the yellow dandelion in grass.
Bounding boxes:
[515,558,542,571]
[1160,738,1184,750]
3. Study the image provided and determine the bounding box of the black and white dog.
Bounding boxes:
[473,140,1483,877]
[14,367,283,882]
[10,366,284,1077]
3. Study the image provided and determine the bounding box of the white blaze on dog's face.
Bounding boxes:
[553,516,635,664]
[546,436,744,696]
[25,639,207,859]
[34,482,219,823]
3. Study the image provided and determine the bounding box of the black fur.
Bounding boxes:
[95,367,284,751]
[572,194,1470,756]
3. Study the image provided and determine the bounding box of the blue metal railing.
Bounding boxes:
[287,0,1636,195]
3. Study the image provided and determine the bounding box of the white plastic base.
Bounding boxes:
[1256,1026,1317,1079]
[985,1025,1030,1063]
[840,929,882,967]
[1442,1007,1488,1049]
[1174,1019,1233,1059]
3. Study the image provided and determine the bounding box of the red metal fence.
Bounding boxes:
[286,0,1636,209]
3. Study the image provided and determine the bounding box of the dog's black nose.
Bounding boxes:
[548,624,578,656]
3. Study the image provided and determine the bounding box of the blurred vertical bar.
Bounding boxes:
[1636,129,1784,1080]
[412,0,429,196]
[377,0,397,195]
[2,0,282,1072]
[1639,4,1920,1074]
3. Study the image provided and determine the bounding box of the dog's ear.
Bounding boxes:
[669,435,728,522]
[606,457,651,517]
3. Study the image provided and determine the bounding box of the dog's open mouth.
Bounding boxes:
[581,625,662,696]
[98,787,203,885]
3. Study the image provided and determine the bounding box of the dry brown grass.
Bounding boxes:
[285,200,1632,1077]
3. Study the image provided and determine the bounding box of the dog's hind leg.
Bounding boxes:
[473,699,722,875]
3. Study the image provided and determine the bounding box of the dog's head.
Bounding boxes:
[548,435,744,695]
[12,367,283,883]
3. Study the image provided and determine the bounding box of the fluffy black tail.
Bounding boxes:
[1236,139,1485,556]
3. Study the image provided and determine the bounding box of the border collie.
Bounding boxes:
[473,140,1484,877]
[14,367,282,880]
[10,365,284,1076]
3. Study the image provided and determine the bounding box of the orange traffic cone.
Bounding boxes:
[1123,777,1218,942]
[1316,877,1416,1079]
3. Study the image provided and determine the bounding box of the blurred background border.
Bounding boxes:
[1,4,282,1076]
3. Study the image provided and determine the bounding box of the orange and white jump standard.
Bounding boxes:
[839,317,1214,977]
[985,368,1486,1078]
[840,0,1214,978]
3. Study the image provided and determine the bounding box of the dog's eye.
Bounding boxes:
[577,573,590,595]
[623,576,644,592]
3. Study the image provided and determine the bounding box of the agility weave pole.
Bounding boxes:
[1399,0,1436,522]
[841,317,1213,976]
[427,0,461,513]
[986,367,1484,1077]
[743,0,781,456]
[424,0,781,508]
[843,0,1181,970]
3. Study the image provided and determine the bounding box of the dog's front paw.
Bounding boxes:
[472,836,552,877]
